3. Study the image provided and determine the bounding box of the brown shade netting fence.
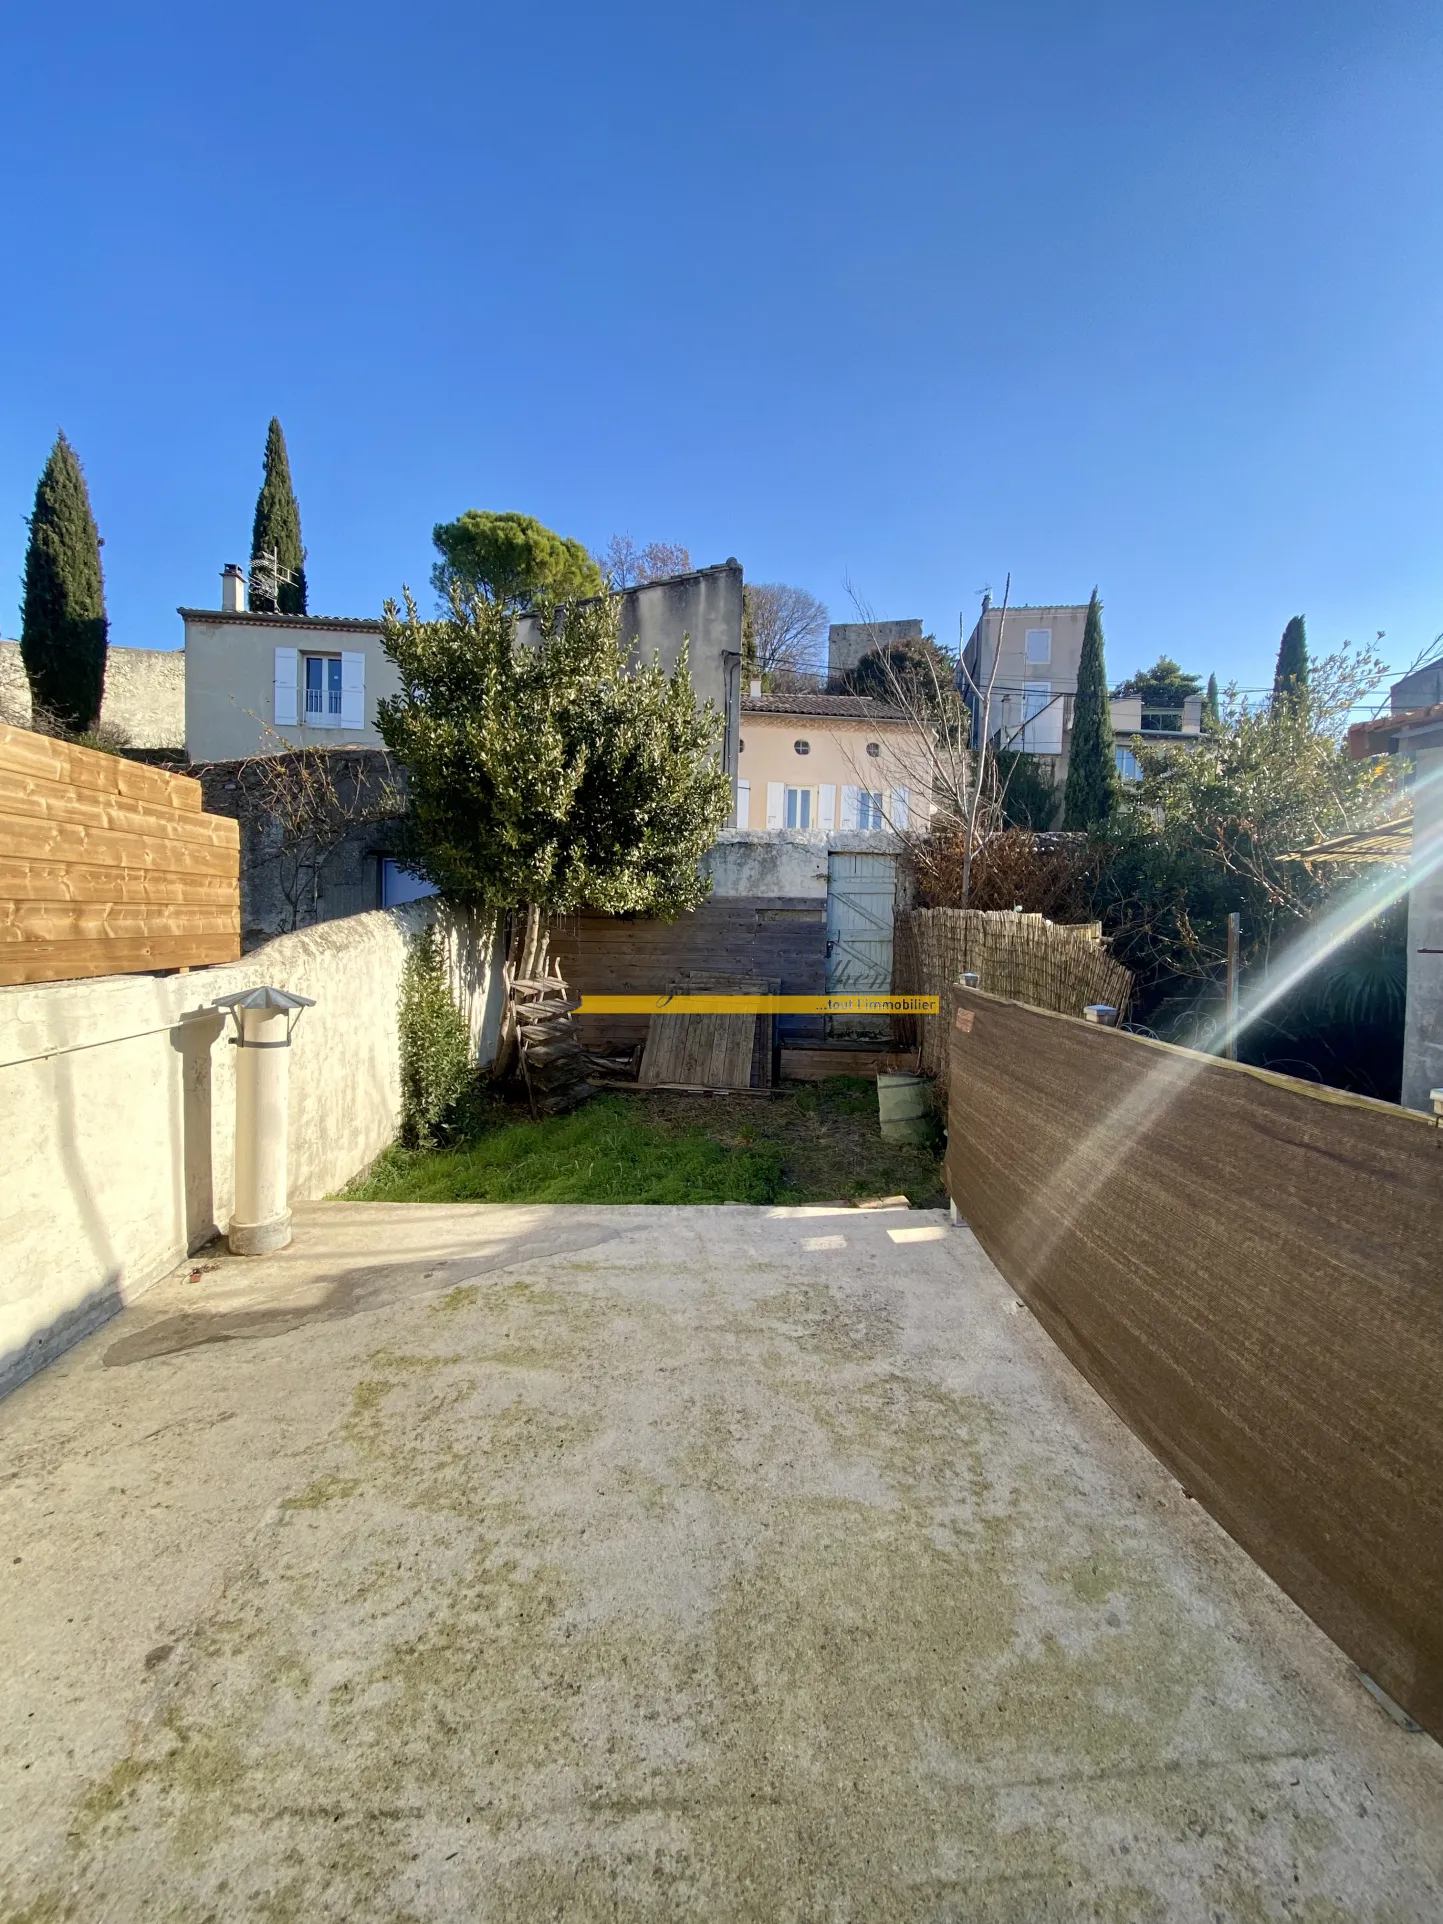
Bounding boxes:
[894,908,1132,1088]
[944,987,1443,1742]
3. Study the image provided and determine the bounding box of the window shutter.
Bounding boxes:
[765,782,784,830]
[736,779,751,829]
[841,785,859,831]
[273,647,298,726]
[340,651,366,730]
[817,783,836,832]
[890,785,910,831]
[1030,684,1063,754]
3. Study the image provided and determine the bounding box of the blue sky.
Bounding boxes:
[2,1,1440,698]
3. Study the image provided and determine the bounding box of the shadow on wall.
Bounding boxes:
[1,1048,125,1397]
[172,1010,225,1249]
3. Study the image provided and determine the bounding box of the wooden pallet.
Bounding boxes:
[638,973,777,1091]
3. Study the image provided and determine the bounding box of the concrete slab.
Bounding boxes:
[1,1202,1440,1920]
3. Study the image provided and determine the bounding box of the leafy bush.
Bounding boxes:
[397,924,473,1147]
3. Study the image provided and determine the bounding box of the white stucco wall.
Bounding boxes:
[0,640,185,748]
[702,829,901,898]
[183,611,402,762]
[0,903,503,1397]
[1402,738,1443,1113]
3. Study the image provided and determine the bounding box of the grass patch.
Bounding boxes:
[342,1078,944,1209]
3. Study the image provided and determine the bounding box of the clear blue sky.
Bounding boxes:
[2,1,1440,696]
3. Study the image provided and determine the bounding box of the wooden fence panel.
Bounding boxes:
[0,724,240,986]
[549,898,828,1050]
[944,987,1443,1741]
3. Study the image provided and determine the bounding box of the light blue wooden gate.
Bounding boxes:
[826,852,896,1034]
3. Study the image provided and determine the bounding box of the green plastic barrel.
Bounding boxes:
[877,1071,931,1144]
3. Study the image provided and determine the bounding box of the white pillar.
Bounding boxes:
[215,986,314,1255]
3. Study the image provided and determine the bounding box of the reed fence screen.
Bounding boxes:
[894,907,1133,1087]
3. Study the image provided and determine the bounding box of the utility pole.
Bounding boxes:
[1225,912,1241,1060]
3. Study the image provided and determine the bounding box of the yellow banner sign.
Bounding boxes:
[577,994,939,1016]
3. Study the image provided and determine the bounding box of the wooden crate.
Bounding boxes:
[0,724,241,986]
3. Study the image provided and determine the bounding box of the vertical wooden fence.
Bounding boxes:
[0,724,240,986]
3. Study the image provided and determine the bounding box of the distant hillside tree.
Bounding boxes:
[597,534,693,587]
[1111,655,1203,708]
[432,510,602,610]
[742,582,828,682]
[1272,615,1309,704]
[20,434,109,732]
[1063,589,1121,828]
[250,418,308,614]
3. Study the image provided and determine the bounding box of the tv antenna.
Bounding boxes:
[248,547,300,608]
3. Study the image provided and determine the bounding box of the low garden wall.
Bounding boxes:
[944,986,1443,1741]
[0,903,501,1397]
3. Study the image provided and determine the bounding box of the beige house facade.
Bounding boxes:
[736,693,931,833]
[182,591,398,765]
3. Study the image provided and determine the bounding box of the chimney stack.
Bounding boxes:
[221,563,247,614]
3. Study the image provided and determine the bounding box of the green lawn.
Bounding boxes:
[343,1078,945,1208]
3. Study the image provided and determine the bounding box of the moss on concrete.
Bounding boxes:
[6,1225,1427,1921]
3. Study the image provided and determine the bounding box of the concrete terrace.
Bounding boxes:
[2,1203,1441,1920]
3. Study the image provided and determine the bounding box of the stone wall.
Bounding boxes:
[0,640,185,749]
[0,903,503,1398]
[195,749,406,949]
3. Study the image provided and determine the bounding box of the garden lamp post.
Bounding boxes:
[213,985,315,1255]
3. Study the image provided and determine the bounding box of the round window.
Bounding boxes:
[794,739,810,755]
[866,741,881,758]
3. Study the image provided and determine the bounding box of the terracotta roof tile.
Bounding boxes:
[741,693,907,722]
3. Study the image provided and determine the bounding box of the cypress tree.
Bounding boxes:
[20,434,109,733]
[1204,672,1220,728]
[249,418,307,614]
[1272,615,1308,703]
[1063,588,1121,829]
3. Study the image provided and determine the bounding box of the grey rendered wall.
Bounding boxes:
[0,903,503,1398]
[1391,663,1443,713]
[0,640,185,748]
[702,829,901,898]
[827,619,923,682]
[516,561,745,796]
